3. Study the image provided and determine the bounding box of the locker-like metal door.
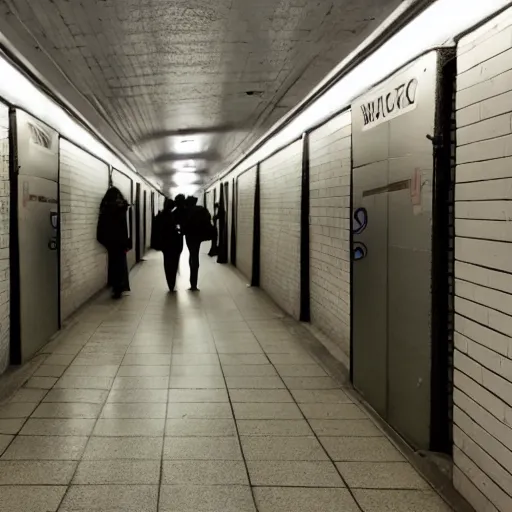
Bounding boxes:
[351,51,441,450]
[13,110,59,362]
[143,190,147,252]
[135,183,142,262]
[352,160,389,418]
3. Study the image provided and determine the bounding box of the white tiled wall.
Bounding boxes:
[309,111,352,359]
[0,104,9,373]
[260,141,302,319]
[454,8,512,511]
[236,167,256,281]
[59,139,109,321]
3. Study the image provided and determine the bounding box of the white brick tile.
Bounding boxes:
[454,368,509,427]
[458,46,512,91]
[236,168,256,281]
[456,237,512,274]
[59,140,109,320]
[457,68,512,112]
[455,200,512,221]
[458,112,512,145]
[454,388,512,453]
[454,444,512,511]
[456,218,512,243]
[458,25,512,74]
[456,279,512,317]
[454,427,512,505]
[454,350,484,385]
[259,141,302,319]
[453,466,500,512]
[308,111,351,359]
[455,314,510,358]
[456,333,512,383]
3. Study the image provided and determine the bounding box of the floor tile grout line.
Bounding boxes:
[0,387,53,455]
[0,317,107,457]
[53,293,148,510]
[223,280,443,506]
[1,256,444,508]
[152,285,172,512]
[51,314,115,510]
[0,306,122,465]
[255,359,366,510]
[209,322,261,511]
[0,481,431,491]
[224,284,366,512]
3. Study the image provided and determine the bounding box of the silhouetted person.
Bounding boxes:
[97,187,131,299]
[159,198,183,292]
[208,202,219,257]
[173,194,187,233]
[183,195,212,291]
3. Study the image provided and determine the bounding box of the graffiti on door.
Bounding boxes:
[352,207,368,261]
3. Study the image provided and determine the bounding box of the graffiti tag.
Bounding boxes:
[361,78,418,130]
[352,207,368,261]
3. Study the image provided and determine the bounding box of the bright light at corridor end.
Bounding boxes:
[173,172,199,186]
[232,0,512,174]
[170,185,200,198]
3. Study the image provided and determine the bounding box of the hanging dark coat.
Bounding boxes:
[97,198,131,293]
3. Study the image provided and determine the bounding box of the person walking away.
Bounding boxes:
[183,195,213,291]
[97,187,131,299]
[159,198,184,292]
[208,202,219,257]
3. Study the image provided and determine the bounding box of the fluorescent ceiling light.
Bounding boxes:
[173,172,198,186]
[0,51,144,186]
[175,160,197,171]
[222,0,512,176]
[178,139,199,153]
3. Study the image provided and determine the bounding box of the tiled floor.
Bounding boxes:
[0,250,452,511]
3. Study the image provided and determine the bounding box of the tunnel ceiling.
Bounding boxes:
[2,0,402,188]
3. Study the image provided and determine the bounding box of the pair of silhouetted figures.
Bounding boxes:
[152,194,214,292]
[97,188,214,299]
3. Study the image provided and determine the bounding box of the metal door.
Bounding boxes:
[13,110,59,362]
[351,51,440,449]
[143,190,147,252]
[135,183,141,262]
[224,182,229,260]
[231,178,237,265]
[352,160,389,418]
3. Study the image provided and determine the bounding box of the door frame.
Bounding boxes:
[230,178,237,266]
[223,182,229,263]
[135,183,141,262]
[429,51,456,454]
[143,190,147,254]
[9,107,21,364]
